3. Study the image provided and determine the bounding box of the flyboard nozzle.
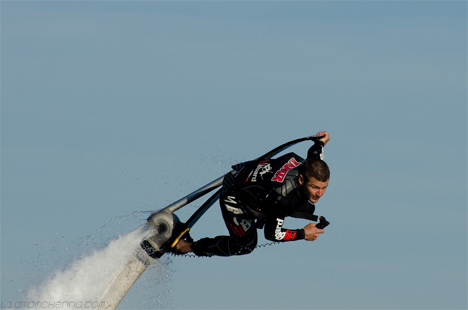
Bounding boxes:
[140,209,181,259]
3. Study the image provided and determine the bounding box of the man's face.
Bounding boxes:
[298,175,329,203]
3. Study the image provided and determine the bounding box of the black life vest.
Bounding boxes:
[231,153,316,220]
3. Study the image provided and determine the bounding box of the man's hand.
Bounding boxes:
[303,223,325,241]
[316,131,330,146]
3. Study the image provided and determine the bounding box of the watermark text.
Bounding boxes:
[1,301,107,309]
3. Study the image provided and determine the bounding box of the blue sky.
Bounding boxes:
[1,1,466,309]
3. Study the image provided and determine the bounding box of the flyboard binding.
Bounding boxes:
[141,135,330,259]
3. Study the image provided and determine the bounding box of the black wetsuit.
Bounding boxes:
[191,141,325,257]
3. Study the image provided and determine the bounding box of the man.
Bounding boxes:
[175,131,331,257]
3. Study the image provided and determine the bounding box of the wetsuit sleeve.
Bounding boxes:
[263,194,305,242]
[264,215,305,242]
[307,141,324,160]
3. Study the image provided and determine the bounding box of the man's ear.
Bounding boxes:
[298,174,304,186]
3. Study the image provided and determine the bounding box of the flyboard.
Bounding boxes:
[98,135,327,309]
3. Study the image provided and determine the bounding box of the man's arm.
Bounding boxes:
[264,215,324,242]
[307,131,330,160]
[264,215,305,241]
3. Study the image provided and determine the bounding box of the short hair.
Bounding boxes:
[298,159,330,182]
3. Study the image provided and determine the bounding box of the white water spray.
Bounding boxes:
[26,225,155,309]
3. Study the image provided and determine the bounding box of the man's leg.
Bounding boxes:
[190,189,258,257]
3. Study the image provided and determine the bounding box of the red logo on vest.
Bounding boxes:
[225,221,245,236]
[271,158,300,182]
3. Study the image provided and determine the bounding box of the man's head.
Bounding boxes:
[297,159,330,203]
